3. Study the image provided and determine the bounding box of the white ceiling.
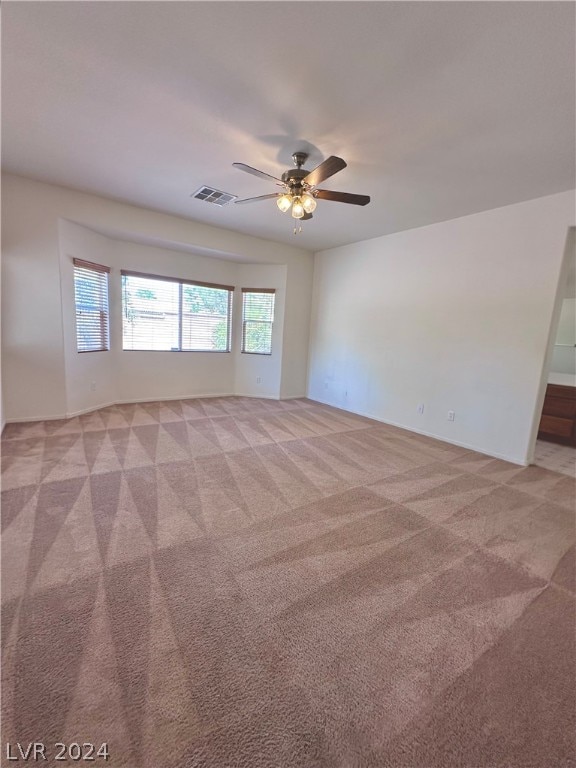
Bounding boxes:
[2,1,575,252]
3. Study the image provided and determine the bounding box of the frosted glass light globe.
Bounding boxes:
[291,197,305,219]
[276,194,292,213]
[302,194,317,213]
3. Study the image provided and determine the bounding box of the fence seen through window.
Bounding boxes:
[121,271,233,352]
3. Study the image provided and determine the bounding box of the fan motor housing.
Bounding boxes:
[281,168,307,183]
[281,151,311,189]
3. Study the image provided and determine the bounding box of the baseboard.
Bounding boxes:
[66,392,239,418]
[4,392,527,466]
[5,412,72,424]
[4,391,305,424]
[307,395,529,467]
[65,400,120,419]
[233,392,278,400]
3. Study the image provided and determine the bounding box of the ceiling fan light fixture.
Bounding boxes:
[302,193,317,214]
[276,194,292,213]
[233,152,370,224]
[291,197,305,219]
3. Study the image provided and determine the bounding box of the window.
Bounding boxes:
[73,259,110,352]
[241,289,275,355]
[121,270,233,352]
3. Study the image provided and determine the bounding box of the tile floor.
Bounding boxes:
[533,439,576,478]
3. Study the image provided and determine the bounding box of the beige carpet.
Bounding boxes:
[1,396,575,767]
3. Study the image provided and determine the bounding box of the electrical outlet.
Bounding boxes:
[256,377,262,384]
[90,382,96,392]
[448,410,455,421]
[417,403,425,415]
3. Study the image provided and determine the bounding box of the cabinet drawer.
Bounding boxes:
[542,396,576,418]
[539,414,574,438]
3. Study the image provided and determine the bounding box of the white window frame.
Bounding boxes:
[73,258,110,353]
[121,270,234,352]
[241,288,276,356]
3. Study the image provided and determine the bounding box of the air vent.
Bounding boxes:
[191,186,237,206]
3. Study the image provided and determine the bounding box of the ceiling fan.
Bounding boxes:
[232,152,370,222]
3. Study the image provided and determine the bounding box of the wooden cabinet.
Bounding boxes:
[538,384,576,446]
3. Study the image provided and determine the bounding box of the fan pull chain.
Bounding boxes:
[293,225,303,235]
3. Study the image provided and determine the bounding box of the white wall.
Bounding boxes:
[2,180,68,418]
[0,350,4,434]
[549,231,576,380]
[58,222,245,415]
[308,190,575,465]
[112,238,239,404]
[550,299,576,377]
[2,174,314,421]
[233,264,287,399]
[0,267,4,432]
[6,172,573,465]
[59,221,118,414]
[555,299,576,345]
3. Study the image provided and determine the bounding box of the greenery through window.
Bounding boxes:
[73,259,110,352]
[121,270,233,352]
[241,289,275,355]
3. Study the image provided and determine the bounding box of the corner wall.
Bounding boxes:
[233,263,287,399]
[59,221,118,415]
[308,190,575,464]
[2,174,313,421]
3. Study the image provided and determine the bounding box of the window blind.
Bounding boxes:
[73,259,110,353]
[121,270,233,352]
[241,289,275,355]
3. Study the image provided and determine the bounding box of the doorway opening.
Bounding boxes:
[533,227,576,477]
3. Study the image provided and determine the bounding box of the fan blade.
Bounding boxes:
[314,189,370,206]
[235,194,280,204]
[301,212,313,221]
[303,156,347,187]
[233,163,283,184]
